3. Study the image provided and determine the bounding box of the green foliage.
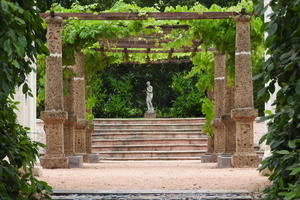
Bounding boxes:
[170,72,203,117]
[254,0,300,199]
[36,0,240,12]
[0,0,52,199]
[201,98,214,137]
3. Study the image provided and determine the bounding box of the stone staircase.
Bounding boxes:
[92,118,208,161]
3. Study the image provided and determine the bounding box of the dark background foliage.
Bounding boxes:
[92,62,204,118]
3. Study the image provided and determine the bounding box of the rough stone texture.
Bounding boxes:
[232,153,260,168]
[74,119,88,155]
[68,156,83,168]
[222,114,236,154]
[217,155,232,168]
[41,16,68,169]
[212,53,226,156]
[40,156,69,169]
[73,52,88,156]
[64,115,76,156]
[231,15,259,168]
[63,68,77,156]
[41,111,67,154]
[207,136,214,154]
[86,125,93,154]
[222,73,236,155]
[144,112,156,118]
[234,15,253,109]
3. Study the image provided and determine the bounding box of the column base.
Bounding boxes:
[75,153,88,162]
[201,154,217,163]
[217,155,232,168]
[40,155,69,169]
[86,153,99,163]
[68,155,83,168]
[232,152,259,168]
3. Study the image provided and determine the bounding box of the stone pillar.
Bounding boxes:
[231,15,259,168]
[222,73,236,155]
[63,67,77,156]
[40,16,68,168]
[73,52,88,159]
[212,53,226,157]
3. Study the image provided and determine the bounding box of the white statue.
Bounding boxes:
[146,81,154,113]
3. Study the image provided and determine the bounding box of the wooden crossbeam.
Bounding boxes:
[40,12,238,20]
[123,59,192,64]
[93,47,215,53]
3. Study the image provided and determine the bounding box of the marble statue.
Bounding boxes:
[146,81,154,113]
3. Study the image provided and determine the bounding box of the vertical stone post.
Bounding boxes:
[212,53,226,157]
[63,67,77,156]
[73,52,88,160]
[85,86,93,155]
[231,15,259,168]
[40,16,68,168]
[221,72,236,155]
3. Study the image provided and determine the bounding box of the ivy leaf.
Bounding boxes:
[276,150,290,155]
[295,81,300,95]
[288,140,296,149]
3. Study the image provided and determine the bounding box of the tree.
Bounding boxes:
[0,0,51,199]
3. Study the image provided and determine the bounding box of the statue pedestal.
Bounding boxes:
[144,112,156,118]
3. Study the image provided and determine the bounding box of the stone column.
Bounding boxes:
[73,52,88,159]
[212,53,226,157]
[231,15,259,168]
[63,67,77,156]
[40,16,68,168]
[221,73,236,155]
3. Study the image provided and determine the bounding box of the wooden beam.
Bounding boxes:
[40,12,238,20]
[123,59,192,64]
[99,39,202,49]
[93,47,215,53]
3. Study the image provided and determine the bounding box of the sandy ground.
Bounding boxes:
[39,161,269,192]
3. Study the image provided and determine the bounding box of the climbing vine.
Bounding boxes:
[0,0,52,199]
[38,0,264,135]
[255,0,300,199]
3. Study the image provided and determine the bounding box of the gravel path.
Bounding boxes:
[40,162,269,192]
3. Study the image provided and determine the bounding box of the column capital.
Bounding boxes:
[45,16,63,24]
[234,15,251,22]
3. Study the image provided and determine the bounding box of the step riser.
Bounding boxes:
[93,134,205,140]
[100,157,202,161]
[93,139,207,146]
[93,146,207,151]
[94,118,205,125]
[98,152,205,158]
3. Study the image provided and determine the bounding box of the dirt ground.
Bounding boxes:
[39,161,269,192]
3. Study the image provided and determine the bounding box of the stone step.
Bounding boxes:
[92,138,207,146]
[92,132,205,139]
[97,150,206,159]
[93,128,203,133]
[93,144,207,151]
[94,124,204,130]
[99,157,203,161]
[94,118,205,125]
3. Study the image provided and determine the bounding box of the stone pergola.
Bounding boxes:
[40,10,259,168]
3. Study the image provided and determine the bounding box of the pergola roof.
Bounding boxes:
[41,10,244,64]
[40,11,238,20]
